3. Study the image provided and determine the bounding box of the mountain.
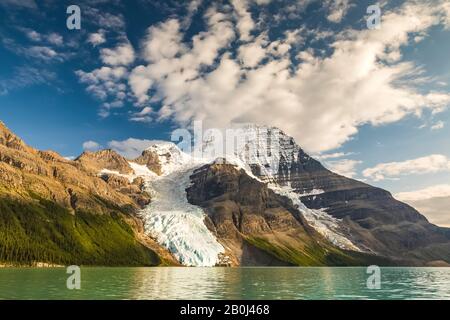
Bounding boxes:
[131,125,450,266]
[212,125,450,265]
[0,121,178,266]
[1,121,449,267]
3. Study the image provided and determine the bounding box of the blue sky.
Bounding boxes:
[1,0,450,224]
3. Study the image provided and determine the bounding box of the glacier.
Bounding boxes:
[129,147,225,267]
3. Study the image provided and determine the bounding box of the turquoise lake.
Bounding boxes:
[0,267,449,300]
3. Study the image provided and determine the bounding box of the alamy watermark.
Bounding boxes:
[366,265,381,289]
[170,121,281,175]
[66,265,81,290]
[66,5,81,30]
[367,4,382,30]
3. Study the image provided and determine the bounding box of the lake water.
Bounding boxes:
[0,267,449,300]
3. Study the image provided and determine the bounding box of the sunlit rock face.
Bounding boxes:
[186,124,450,265]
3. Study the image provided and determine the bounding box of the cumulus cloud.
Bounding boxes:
[100,42,135,66]
[27,46,60,61]
[130,106,153,123]
[82,140,102,151]
[76,66,129,116]
[47,33,63,46]
[88,30,106,46]
[232,0,255,41]
[24,29,41,41]
[121,0,450,153]
[108,138,159,158]
[325,159,362,178]
[325,0,352,23]
[19,28,64,47]
[396,184,450,202]
[238,36,267,67]
[363,154,450,181]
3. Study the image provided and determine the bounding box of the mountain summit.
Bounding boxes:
[1,121,449,267]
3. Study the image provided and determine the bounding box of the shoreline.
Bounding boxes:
[0,262,65,268]
[1,264,449,269]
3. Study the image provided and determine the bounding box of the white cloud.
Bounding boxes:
[395,184,450,202]
[25,30,41,41]
[443,1,450,28]
[363,154,450,181]
[325,0,352,23]
[254,0,272,4]
[121,0,450,153]
[314,152,354,160]
[82,140,101,151]
[129,8,236,109]
[238,36,267,67]
[100,42,135,66]
[27,46,59,61]
[232,0,255,41]
[108,138,159,158]
[130,106,153,123]
[85,8,125,31]
[431,120,445,130]
[142,19,185,63]
[47,33,63,46]
[76,66,128,115]
[325,159,362,178]
[88,31,106,46]
[129,65,153,104]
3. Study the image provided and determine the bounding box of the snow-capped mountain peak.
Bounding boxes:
[144,141,194,175]
[126,125,361,264]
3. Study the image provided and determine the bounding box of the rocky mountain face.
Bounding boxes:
[75,149,134,175]
[186,163,391,266]
[134,149,163,175]
[1,121,449,267]
[0,121,178,266]
[220,125,450,265]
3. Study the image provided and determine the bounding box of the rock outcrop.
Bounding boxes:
[75,149,134,175]
[134,149,162,175]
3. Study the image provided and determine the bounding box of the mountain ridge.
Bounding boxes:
[0,121,179,266]
[1,120,449,267]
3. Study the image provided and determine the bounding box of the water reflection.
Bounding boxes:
[0,267,449,300]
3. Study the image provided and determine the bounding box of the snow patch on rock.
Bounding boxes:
[268,183,360,251]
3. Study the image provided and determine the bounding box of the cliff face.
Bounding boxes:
[0,121,176,266]
[237,126,450,265]
[186,163,395,266]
